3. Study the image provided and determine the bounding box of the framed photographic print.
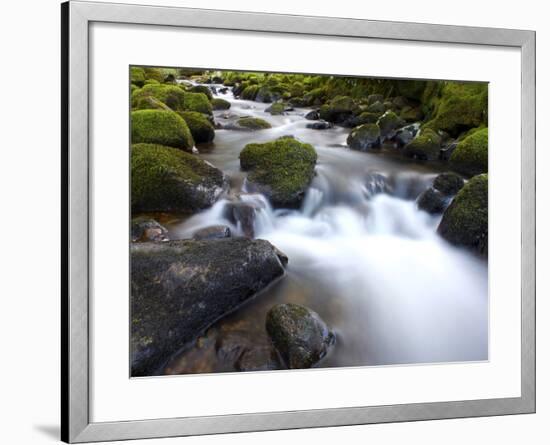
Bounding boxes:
[61,1,536,442]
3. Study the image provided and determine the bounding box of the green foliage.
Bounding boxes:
[183,92,213,115]
[131,143,225,213]
[177,111,215,144]
[211,98,231,110]
[237,117,272,130]
[403,128,442,160]
[130,67,146,87]
[131,109,194,150]
[450,127,488,177]
[239,137,317,207]
[438,174,488,257]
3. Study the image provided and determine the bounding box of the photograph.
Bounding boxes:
[129,66,489,377]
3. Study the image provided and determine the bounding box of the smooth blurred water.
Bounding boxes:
[165,85,488,373]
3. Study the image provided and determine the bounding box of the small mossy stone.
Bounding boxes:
[131,109,194,151]
[239,137,317,207]
[266,303,334,369]
[183,92,213,115]
[265,102,286,115]
[319,95,358,123]
[403,128,442,161]
[178,111,215,144]
[347,123,381,151]
[433,172,465,195]
[211,98,231,110]
[377,111,403,138]
[236,117,272,130]
[449,127,488,177]
[130,67,146,87]
[437,174,488,257]
[131,143,227,213]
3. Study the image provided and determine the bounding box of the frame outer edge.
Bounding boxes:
[64,1,536,442]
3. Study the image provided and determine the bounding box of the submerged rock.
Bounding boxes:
[347,123,381,151]
[265,102,286,115]
[131,143,228,213]
[306,120,333,130]
[131,238,287,376]
[438,174,488,257]
[192,225,231,240]
[266,303,335,369]
[239,137,317,208]
[131,217,169,242]
[305,110,320,120]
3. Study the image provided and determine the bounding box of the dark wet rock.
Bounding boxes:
[366,101,386,114]
[319,96,359,124]
[440,140,458,161]
[224,201,258,238]
[192,225,231,240]
[131,238,287,376]
[305,110,320,120]
[306,120,333,130]
[236,347,280,372]
[266,303,335,369]
[218,87,229,94]
[394,128,414,147]
[377,111,404,138]
[403,128,442,161]
[417,187,448,214]
[211,76,223,84]
[131,143,228,213]
[433,172,465,196]
[364,172,390,198]
[438,174,488,257]
[131,217,169,242]
[347,123,381,151]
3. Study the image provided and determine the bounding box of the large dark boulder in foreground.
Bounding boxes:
[131,238,287,376]
[438,174,488,257]
[131,143,228,213]
[240,137,317,208]
[266,303,335,369]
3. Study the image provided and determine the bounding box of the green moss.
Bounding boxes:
[188,84,213,99]
[377,111,403,137]
[347,123,381,151]
[303,87,326,106]
[237,117,272,130]
[319,95,358,123]
[132,84,187,111]
[353,111,382,125]
[130,67,146,87]
[424,82,488,136]
[400,106,423,122]
[131,143,226,213]
[403,128,442,160]
[177,111,215,144]
[132,95,171,111]
[241,84,260,100]
[437,174,488,257]
[131,109,194,151]
[449,127,488,177]
[266,102,286,115]
[289,82,305,97]
[183,92,213,115]
[239,137,317,207]
[130,84,139,94]
[211,98,231,110]
[143,67,164,83]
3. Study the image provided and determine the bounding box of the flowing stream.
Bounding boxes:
[162,84,488,374]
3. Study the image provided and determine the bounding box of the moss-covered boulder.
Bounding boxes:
[449,127,488,177]
[417,188,448,214]
[239,137,317,207]
[256,85,284,103]
[241,84,260,100]
[425,82,488,136]
[177,111,215,144]
[377,111,403,138]
[235,117,272,131]
[182,92,213,115]
[131,110,194,151]
[132,84,187,111]
[303,87,326,106]
[433,172,465,195]
[131,143,227,213]
[347,123,381,151]
[265,102,286,115]
[366,101,386,114]
[211,97,231,110]
[188,84,213,99]
[143,79,160,86]
[400,106,424,122]
[319,96,358,124]
[130,67,146,87]
[266,303,335,369]
[438,174,488,257]
[143,67,165,83]
[132,95,172,111]
[403,128,442,160]
[349,111,381,127]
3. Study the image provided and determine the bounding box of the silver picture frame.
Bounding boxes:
[61,1,536,442]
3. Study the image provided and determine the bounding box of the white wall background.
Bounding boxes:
[0,0,545,444]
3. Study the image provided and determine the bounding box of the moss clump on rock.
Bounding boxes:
[130,67,146,87]
[239,137,317,207]
[438,174,488,257]
[143,67,165,83]
[131,143,227,213]
[131,110,194,151]
[211,98,231,110]
[241,84,260,100]
[449,127,488,177]
[433,172,465,195]
[188,84,213,99]
[425,82,488,136]
[377,111,403,137]
[403,128,442,160]
[132,95,171,111]
[182,92,213,115]
[236,117,272,130]
[132,84,187,111]
[265,102,286,115]
[178,111,215,144]
[347,123,381,151]
[319,95,358,123]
